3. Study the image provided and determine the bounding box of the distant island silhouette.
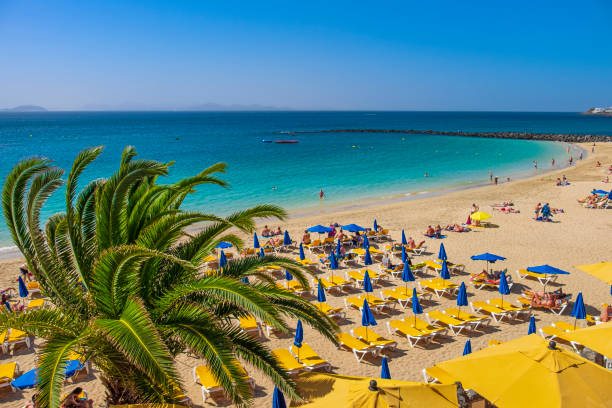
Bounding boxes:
[1,105,48,112]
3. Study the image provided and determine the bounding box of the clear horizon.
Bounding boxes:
[1,1,611,111]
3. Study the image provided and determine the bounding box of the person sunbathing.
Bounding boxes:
[302,230,311,244]
[434,225,442,238]
[406,237,416,248]
[261,225,272,237]
[62,388,93,408]
[555,178,562,186]
[264,238,279,247]
[602,176,610,183]
[425,226,435,237]
[274,226,282,236]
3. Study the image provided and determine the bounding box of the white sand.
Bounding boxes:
[1,142,610,407]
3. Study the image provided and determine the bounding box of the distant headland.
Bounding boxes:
[582,107,612,117]
[0,105,47,112]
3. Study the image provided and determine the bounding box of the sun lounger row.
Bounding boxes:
[379,287,433,308]
[470,299,530,322]
[335,331,395,363]
[387,318,447,347]
[344,294,395,314]
[272,344,331,374]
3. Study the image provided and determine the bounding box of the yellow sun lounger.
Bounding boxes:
[515,269,559,285]
[238,316,263,337]
[346,270,385,285]
[386,319,440,347]
[26,281,41,295]
[315,302,346,320]
[444,308,490,330]
[296,257,315,265]
[272,348,306,375]
[336,333,378,363]
[553,321,581,332]
[350,327,397,352]
[193,364,254,403]
[487,298,530,317]
[539,326,574,342]
[426,311,472,335]
[0,329,31,354]
[344,295,394,313]
[304,239,323,252]
[26,298,45,311]
[422,365,456,384]
[380,287,432,308]
[0,362,19,390]
[327,275,354,290]
[470,301,512,322]
[418,279,458,298]
[290,343,331,371]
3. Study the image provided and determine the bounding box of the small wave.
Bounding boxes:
[0,245,18,252]
[417,191,428,195]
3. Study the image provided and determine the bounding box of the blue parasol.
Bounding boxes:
[401,246,407,264]
[329,251,338,270]
[571,292,586,329]
[299,243,305,260]
[438,242,447,261]
[259,247,265,258]
[381,356,391,379]
[317,280,326,302]
[363,270,373,293]
[412,288,423,325]
[294,320,303,348]
[253,233,260,248]
[463,339,472,356]
[362,234,370,249]
[373,219,378,231]
[219,250,227,268]
[401,263,415,296]
[440,259,450,280]
[307,225,333,234]
[528,315,536,335]
[272,386,287,408]
[341,224,366,232]
[364,247,373,265]
[283,230,291,246]
[18,276,28,298]
[361,299,377,327]
[215,241,232,249]
[401,230,407,245]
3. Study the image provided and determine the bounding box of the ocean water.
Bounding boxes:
[0,111,609,250]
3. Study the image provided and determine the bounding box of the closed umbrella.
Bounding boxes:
[401,263,415,296]
[364,247,373,266]
[363,270,373,294]
[463,339,472,356]
[373,219,378,231]
[528,315,536,335]
[412,288,423,326]
[361,298,377,342]
[259,247,265,258]
[362,234,370,249]
[499,271,510,306]
[283,230,291,246]
[438,243,447,261]
[401,230,407,245]
[317,280,326,303]
[440,259,450,280]
[571,292,586,330]
[219,250,227,269]
[299,243,306,260]
[336,239,342,258]
[272,386,287,408]
[18,276,28,298]
[253,233,260,248]
[294,320,304,359]
[381,356,391,379]
[456,282,468,319]
[285,270,293,288]
[241,277,249,284]
[329,251,338,270]
[401,246,407,264]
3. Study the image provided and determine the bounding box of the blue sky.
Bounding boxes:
[1,0,611,110]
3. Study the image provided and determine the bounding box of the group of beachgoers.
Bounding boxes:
[491,201,519,214]
[533,202,561,221]
[555,175,570,186]
[578,190,610,209]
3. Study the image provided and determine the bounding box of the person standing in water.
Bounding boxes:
[551,158,555,168]
[533,160,537,169]
[319,189,324,200]
[489,171,493,183]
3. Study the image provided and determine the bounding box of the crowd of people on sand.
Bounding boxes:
[491,201,519,214]
[578,191,610,209]
[533,202,564,221]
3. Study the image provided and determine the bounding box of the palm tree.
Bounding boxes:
[1,146,338,408]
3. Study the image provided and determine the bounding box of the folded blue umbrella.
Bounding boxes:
[463,339,472,356]
[285,270,293,281]
[526,265,570,275]
[401,263,415,283]
[499,271,510,296]
[253,233,260,248]
[411,288,423,325]
[329,251,338,270]
[364,247,373,265]
[259,247,265,258]
[272,386,287,408]
[283,230,291,246]
[294,320,303,348]
[373,219,378,231]
[219,250,227,268]
[361,299,377,327]
[363,270,373,293]
[440,259,450,280]
[18,276,29,298]
[362,234,370,249]
[380,356,391,379]
[528,315,536,335]
[336,239,342,258]
[299,243,306,260]
[456,282,468,307]
[317,280,326,302]
[401,246,407,263]
[401,230,407,245]
[438,243,447,261]
[307,225,332,234]
[571,292,586,320]
[341,223,366,232]
[215,241,232,249]
[241,277,249,284]
[470,252,506,262]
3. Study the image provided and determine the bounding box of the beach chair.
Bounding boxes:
[25,298,45,311]
[344,294,394,314]
[418,279,458,298]
[277,281,311,297]
[315,302,346,320]
[487,298,530,318]
[443,308,491,330]
[470,301,511,322]
[422,365,455,384]
[515,269,558,286]
[350,327,397,353]
[380,264,404,279]
[380,287,432,309]
[297,257,316,266]
[193,364,254,403]
[241,248,256,257]
[516,295,570,315]
[0,329,31,354]
[426,311,471,335]
[386,319,443,347]
[289,344,331,372]
[26,281,41,296]
[238,315,263,337]
[0,361,19,390]
[539,326,574,342]
[304,239,323,253]
[328,275,354,291]
[335,333,378,363]
[406,242,427,256]
[272,348,306,375]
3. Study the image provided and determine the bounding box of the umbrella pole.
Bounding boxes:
[405,282,407,297]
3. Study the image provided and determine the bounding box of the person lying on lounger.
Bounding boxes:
[425,225,435,237]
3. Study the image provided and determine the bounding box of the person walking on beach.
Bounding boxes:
[319,189,324,200]
[534,202,542,220]
[592,143,595,153]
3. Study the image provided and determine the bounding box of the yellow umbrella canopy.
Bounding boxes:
[575,261,612,285]
[293,372,459,408]
[565,321,612,359]
[469,211,491,221]
[427,334,612,408]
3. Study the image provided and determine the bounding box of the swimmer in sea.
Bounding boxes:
[319,189,324,200]
[424,173,429,177]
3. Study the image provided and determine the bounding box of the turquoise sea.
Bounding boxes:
[1,111,609,250]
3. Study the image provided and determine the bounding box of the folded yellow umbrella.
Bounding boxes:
[565,321,612,359]
[426,334,612,408]
[294,372,459,407]
[469,212,491,221]
[575,261,612,285]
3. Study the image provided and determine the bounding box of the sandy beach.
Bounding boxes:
[1,142,611,408]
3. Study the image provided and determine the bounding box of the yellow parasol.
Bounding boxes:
[294,372,459,407]
[565,321,612,359]
[425,334,612,408]
[469,212,491,222]
[574,261,612,285]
